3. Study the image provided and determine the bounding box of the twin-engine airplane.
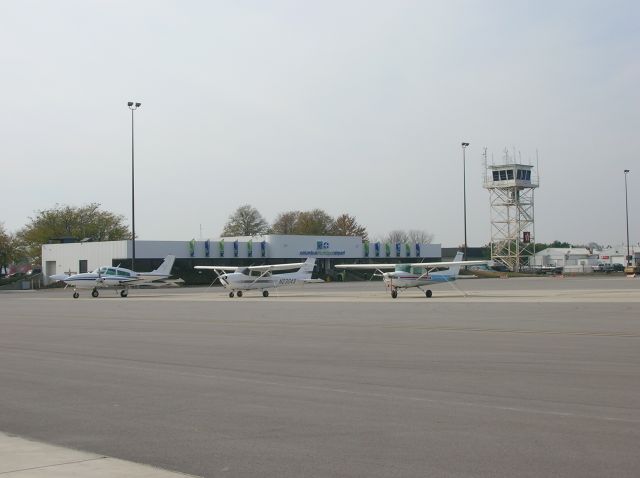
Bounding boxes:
[195,257,322,297]
[335,252,488,299]
[50,255,176,298]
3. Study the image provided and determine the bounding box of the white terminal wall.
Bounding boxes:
[42,237,442,284]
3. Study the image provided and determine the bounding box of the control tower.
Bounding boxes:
[483,150,539,272]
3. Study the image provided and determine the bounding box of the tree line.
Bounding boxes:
[1,203,129,271]
[1,203,435,269]
[221,205,368,238]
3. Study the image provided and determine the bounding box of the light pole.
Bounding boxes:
[461,142,469,259]
[624,169,630,266]
[128,101,141,270]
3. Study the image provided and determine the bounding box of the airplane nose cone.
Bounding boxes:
[49,274,68,281]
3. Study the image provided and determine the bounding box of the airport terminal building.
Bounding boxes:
[42,235,442,285]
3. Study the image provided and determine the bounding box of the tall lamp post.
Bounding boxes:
[461,142,470,259]
[624,169,631,266]
[128,101,141,270]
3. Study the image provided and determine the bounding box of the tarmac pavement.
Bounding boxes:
[1,277,639,477]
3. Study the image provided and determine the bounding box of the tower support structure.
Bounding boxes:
[484,151,539,272]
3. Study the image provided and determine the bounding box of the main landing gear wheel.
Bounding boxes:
[391,289,398,299]
[237,290,243,298]
[120,290,128,298]
[229,291,235,298]
[73,292,79,299]
[91,289,99,298]
[262,290,269,297]
[425,290,433,298]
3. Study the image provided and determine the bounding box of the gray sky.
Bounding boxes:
[2,0,638,247]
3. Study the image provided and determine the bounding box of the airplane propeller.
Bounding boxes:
[206,270,224,289]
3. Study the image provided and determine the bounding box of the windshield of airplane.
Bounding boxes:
[395,264,411,273]
[237,268,250,275]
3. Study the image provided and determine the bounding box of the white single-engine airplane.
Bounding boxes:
[195,257,322,297]
[50,255,176,298]
[335,252,488,299]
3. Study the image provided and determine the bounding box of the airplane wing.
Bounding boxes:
[335,260,490,270]
[137,278,185,288]
[334,264,398,270]
[409,259,490,268]
[194,266,237,272]
[247,262,307,272]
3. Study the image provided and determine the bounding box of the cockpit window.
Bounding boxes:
[106,268,117,275]
[117,269,131,277]
[395,264,411,273]
[238,268,250,275]
[98,267,108,274]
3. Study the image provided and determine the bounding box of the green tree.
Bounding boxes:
[0,223,23,272]
[271,211,301,234]
[221,205,269,237]
[331,214,368,239]
[17,203,130,263]
[293,209,335,235]
[549,240,572,248]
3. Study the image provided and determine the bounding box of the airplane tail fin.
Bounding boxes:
[297,258,316,278]
[444,251,465,277]
[151,255,176,276]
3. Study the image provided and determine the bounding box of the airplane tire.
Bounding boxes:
[426,290,432,298]
[91,289,99,298]
[391,289,398,299]
[237,290,243,298]
[262,290,269,297]
[73,292,79,299]
[120,290,128,298]
[229,291,234,298]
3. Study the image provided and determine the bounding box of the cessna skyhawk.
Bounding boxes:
[335,252,488,298]
[50,255,176,298]
[195,257,322,297]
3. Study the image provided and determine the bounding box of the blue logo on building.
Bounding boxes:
[316,241,330,250]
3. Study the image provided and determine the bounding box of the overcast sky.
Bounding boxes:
[1,0,638,247]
